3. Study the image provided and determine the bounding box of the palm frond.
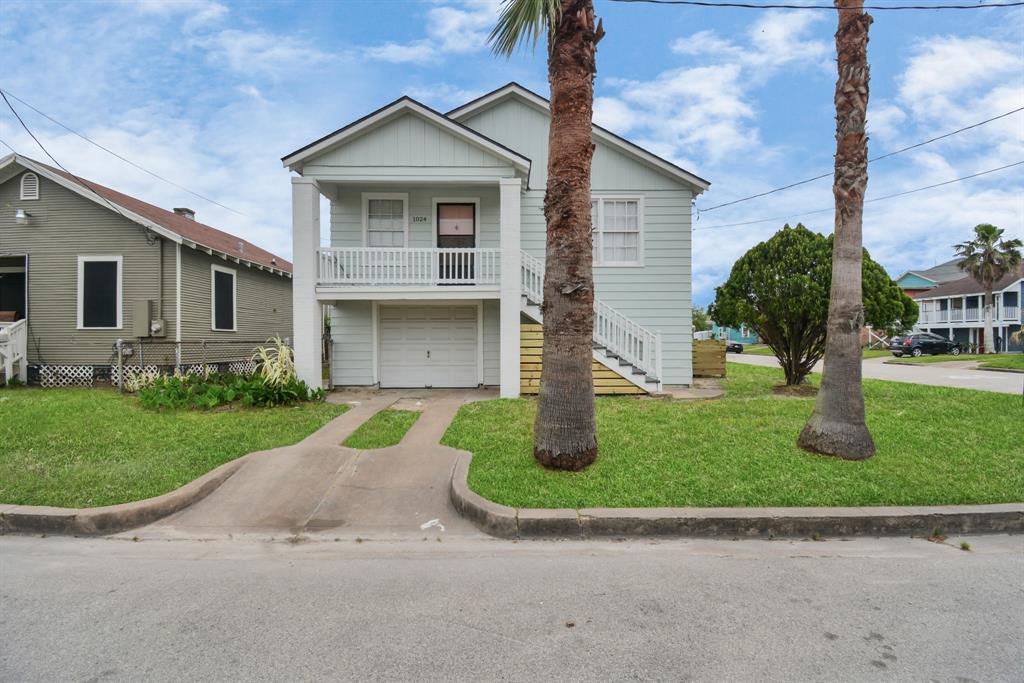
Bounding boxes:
[489,0,562,57]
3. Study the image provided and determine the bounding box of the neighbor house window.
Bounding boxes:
[77,256,122,329]
[364,193,407,247]
[20,172,39,200]
[211,265,236,332]
[592,197,642,266]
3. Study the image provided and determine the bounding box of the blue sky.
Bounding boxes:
[1,0,1021,305]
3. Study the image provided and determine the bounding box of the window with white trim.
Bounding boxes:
[78,256,122,329]
[592,197,642,266]
[20,172,39,200]
[366,197,406,247]
[211,265,237,332]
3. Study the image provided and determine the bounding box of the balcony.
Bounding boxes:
[965,307,979,322]
[950,308,963,322]
[1003,305,1019,321]
[315,247,502,297]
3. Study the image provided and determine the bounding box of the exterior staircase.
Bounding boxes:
[0,319,28,385]
[520,250,662,394]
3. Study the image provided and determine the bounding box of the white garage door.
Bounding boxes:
[378,305,478,388]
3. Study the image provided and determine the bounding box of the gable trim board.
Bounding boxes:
[281,97,532,181]
[447,83,710,194]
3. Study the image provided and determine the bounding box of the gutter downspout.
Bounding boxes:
[175,242,182,368]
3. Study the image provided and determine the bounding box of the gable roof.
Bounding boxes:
[281,96,531,177]
[896,257,965,287]
[0,154,291,275]
[447,82,711,193]
[914,264,1023,299]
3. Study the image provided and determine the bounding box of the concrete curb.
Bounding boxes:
[449,452,1024,539]
[0,454,250,536]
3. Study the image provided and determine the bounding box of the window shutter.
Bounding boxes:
[20,172,39,200]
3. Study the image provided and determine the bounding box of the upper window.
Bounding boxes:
[77,256,122,329]
[211,265,236,332]
[364,193,407,247]
[20,172,39,200]
[592,197,642,266]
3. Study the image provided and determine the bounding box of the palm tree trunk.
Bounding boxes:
[534,0,600,470]
[797,0,876,461]
[982,288,996,353]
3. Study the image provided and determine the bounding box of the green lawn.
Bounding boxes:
[0,388,347,508]
[746,344,890,359]
[442,363,1022,509]
[342,409,420,449]
[888,353,1024,371]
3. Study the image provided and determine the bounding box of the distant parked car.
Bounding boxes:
[890,333,962,358]
[726,341,744,353]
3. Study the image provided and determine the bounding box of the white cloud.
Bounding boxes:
[194,29,336,78]
[361,0,500,65]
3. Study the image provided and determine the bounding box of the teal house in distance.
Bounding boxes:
[710,322,759,345]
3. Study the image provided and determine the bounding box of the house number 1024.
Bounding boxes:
[412,216,429,223]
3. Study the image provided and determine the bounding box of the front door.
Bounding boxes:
[0,256,27,321]
[437,203,475,283]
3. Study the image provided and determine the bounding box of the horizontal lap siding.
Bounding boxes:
[330,185,500,248]
[483,299,499,385]
[178,249,292,342]
[463,98,695,385]
[0,174,172,365]
[329,301,374,386]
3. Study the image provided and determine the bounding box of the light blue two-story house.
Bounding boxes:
[283,84,709,396]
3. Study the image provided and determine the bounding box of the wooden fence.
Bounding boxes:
[693,340,726,378]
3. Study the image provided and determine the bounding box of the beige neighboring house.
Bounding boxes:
[0,154,292,385]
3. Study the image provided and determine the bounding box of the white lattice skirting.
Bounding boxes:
[39,365,96,388]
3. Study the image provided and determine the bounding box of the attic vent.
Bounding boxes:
[20,172,39,200]
[173,207,195,220]
[271,257,277,265]
[238,241,244,253]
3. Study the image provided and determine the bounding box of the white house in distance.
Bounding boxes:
[283,83,709,397]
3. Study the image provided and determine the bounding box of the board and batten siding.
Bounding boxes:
[178,247,292,342]
[461,97,694,384]
[0,173,176,365]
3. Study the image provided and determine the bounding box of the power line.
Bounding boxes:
[694,160,1024,231]
[1,90,150,235]
[608,1,1024,10]
[0,87,246,216]
[699,107,1024,213]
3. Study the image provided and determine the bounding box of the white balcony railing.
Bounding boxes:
[1003,305,1019,321]
[317,247,500,286]
[965,307,979,322]
[520,250,662,382]
[950,308,963,322]
[936,310,949,323]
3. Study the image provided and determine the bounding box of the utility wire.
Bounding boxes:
[1,91,150,235]
[608,1,1024,10]
[699,107,1024,213]
[0,87,246,216]
[694,160,1024,231]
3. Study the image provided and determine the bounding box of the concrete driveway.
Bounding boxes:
[128,389,494,541]
[730,353,1023,394]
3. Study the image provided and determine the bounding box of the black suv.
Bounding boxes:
[890,333,962,358]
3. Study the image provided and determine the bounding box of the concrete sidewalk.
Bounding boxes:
[128,389,493,541]
[730,353,1023,394]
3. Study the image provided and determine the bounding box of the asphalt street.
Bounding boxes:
[2,533,1022,682]
[729,353,1023,394]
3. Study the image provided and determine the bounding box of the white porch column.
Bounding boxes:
[292,177,322,388]
[499,177,522,398]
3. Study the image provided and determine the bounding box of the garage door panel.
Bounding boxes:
[379,305,479,388]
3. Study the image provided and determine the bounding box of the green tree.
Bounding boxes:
[954,224,1022,354]
[692,305,711,333]
[490,0,604,471]
[711,224,916,387]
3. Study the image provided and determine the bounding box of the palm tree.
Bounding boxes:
[954,224,1022,354]
[797,0,876,461]
[490,0,603,470]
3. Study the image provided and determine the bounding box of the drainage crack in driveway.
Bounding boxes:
[297,449,366,534]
